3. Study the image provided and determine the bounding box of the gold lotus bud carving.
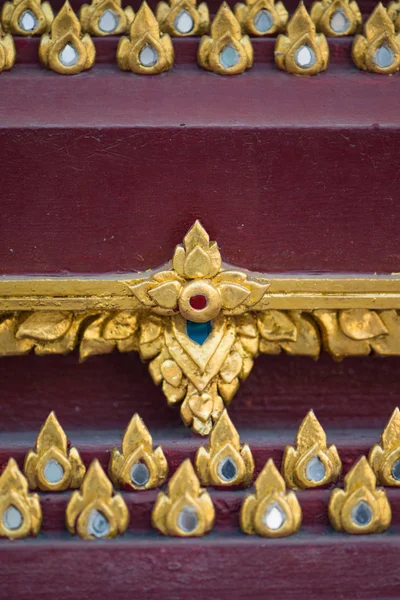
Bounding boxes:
[0,459,41,540]
[0,27,16,72]
[1,0,53,35]
[310,0,361,36]
[198,2,253,75]
[275,1,329,75]
[156,0,209,36]
[369,407,400,486]
[152,459,215,536]
[282,410,342,489]
[329,456,391,534]
[109,413,168,490]
[195,410,254,487]
[234,0,288,36]
[240,459,302,537]
[80,0,134,36]
[24,411,86,492]
[66,459,129,540]
[352,4,400,74]
[388,1,400,31]
[39,1,96,75]
[117,2,174,74]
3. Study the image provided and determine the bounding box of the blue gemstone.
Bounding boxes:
[186,320,212,345]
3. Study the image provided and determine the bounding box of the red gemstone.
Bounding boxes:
[189,295,207,310]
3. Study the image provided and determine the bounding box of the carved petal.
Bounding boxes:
[339,309,388,340]
[17,312,72,341]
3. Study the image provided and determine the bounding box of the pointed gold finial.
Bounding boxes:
[369,408,400,485]
[198,2,253,75]
[275,2,329,75]
[80,0,134,36]
[109,414,168,490]
[0,27,15,72]
[152,459,215,536]
[117,2,174,74]
[1,0,53,35]
[352,3,400,73]
[0,459,41,540]
[234,0,288,36]
[388,1,400,31]
[240,459,302,537]
[66,459,129,539]
[195,410,254,486]
[310,0,361,36]
[282,410,342,489]
[24,411,86,492]
[39,1,96,74]
[329,456,391,534]
[156,0,209,36]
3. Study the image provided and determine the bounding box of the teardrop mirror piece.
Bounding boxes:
[294,44,316,68]
[3,505,23,530]
[219,44,240,69]
[87,509,110,538]
[329,8,350,33]
[373,45,395,68]
[139,44,159,67]
[351,500,373,527]
[98,9,119,33]
[305,456,326,482]
[253,9,273,33]
[59,43,79,67]
[174,9,194,34]
[264,502,286,530]
[177,505,198,533]
[19,9,38,32]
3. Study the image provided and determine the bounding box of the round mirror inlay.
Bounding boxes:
[59,43,79,67]
[87,509,110,538]
[19,9,38,32]
[3,505,23,531]
[177,505,198,533]
[139,44,159,67]
[130,461,150,487]
[264,502,286,530]
[351,500,373,527]
[174,9,194,34]
[294,45,316,69]
[98,9,119,33]
[43,458,65,484]
[305,456,326,483]
[217,456,238,482]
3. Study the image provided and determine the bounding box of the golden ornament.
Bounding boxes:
[234,0,288,36]
[310,0,361,36]
[0,26,15,72]
[369,407,400,486]
[156,0,209,36]
[80,0,134,36]
[1,0,53,35]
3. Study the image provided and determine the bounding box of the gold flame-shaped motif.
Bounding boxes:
[329,456,391,534]
[2,0,53,35]
[80,0,134,36]
[152,459,215,536]
[24,411,86,492]
[0,26,16,72]
[369,407,400,486]
[275,2,329,75]
[352,3,400,74]
[66,459,129,539]
[109,413,168,490]
[0,459,41,540]
[234,0,288,36]
[388,1,400,31]
[156,0,209,36]
[198,2,253,75]
[240,459,302,537]
[282,410,342,489]
[39,1,96,74]
[117,2,174,74]
[195,410,254,486]
[310,0,361,36]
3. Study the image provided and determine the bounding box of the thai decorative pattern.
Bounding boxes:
[66,459,129,539]
[388,0,400,31]
[152,459,215,537]
[275,2,329,75]
[328,456,391,534]
[198,2,253,75]
[80,0,134,35]
[117,2,174,74]
[234,0,288,36]
[0,26,15,72]
[195,410,254,486]
[1,0,53,35]
[352,3,400,73]
[24,412,86,492]
[156,0,209,36]
[39,1,96,74]
[0,459,41,540]
[282,410,342,489]
[369,408,400,486]
[240,459,302,537]
[109,413,168,490]
[310,0,362,36]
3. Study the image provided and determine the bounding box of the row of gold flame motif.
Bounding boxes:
[0,0,400,74]
[1,408,400,539]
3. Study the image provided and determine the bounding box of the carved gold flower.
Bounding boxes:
[234,0,288,36]
[156,0,209,36]
[80,0,134,36]
[1,0,53,35]
[369,407,400,486]
[310,0,361,36]
[0,27,16,72]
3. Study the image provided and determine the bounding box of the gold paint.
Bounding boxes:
[156,0,209,36]
[310,0,361,36]
[0,26,16,72]
[117,2,174,75]
[0,459,41,540]
[152,459,215,536]
[352,3,400,74]
[2,0,53,35]
[240,459,301,537]
[80,0,134,36]
[369,407,400,486]
[195,410,254,486]
[328,456,391,534]
[282,410,342,489]
[24,411,86,492]
[109,413,168,490]
[234,0,288,36]
[66,459,129,539]
[388,1,400,31]
[39,1,95,74]
[198,2,253,75]
[275,1,329,75]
